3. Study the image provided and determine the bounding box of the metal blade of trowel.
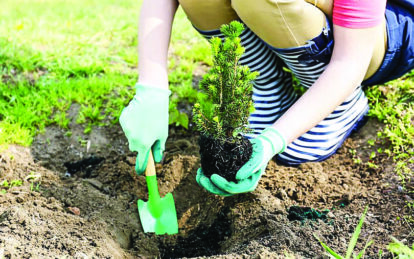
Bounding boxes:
[138,150,178,235]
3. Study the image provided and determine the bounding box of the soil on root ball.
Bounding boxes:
[198,134,253,182]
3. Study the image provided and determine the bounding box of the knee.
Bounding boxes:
[231,0,304,32]
[178,0,238,31]
[179,0,223,9]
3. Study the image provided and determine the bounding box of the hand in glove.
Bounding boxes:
[199,128,286,195]
[119,84,170,174]
[196,168,233,196]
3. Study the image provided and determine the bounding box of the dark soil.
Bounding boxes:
[198,134,252,182]
[0,105,413,258]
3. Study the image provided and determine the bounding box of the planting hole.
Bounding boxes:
[160,207,232,258]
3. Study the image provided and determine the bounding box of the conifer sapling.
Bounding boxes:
[193,21,259,182]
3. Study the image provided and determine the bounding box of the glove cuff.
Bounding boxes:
[260,127,287,154]
[135,83,171,97]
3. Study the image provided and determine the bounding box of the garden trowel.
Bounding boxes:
[137,150,178,235]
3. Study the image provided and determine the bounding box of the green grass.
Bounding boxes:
[0,0,209,146]
[365,75,414,220]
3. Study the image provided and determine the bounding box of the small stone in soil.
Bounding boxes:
[68,207,80,216]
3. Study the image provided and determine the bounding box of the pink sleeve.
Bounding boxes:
[333,0,387,28]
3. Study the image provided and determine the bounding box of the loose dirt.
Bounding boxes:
[0,110,412,258]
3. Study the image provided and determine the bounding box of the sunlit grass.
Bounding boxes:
[365,75,414,220]
[0,0,209,146]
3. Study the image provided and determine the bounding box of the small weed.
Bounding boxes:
[353,158,362,165]
[0,178,23,193]
[366,161,379,169]
[314,206,372,259]
[83,124,93,134]
[404,201,414,223]
[1,179,22,188]
[77,137,88,147]
[0,180,9,188]
[10,179,23,187]
[387,237,414,258]
[25,172,41,192]
[349,149,363,165]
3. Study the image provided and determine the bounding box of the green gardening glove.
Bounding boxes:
[196,168,232,196]
[119,84,171,174]
[210,128,287,195]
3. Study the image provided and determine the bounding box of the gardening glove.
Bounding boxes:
[119,84,170,174]
[210,128,287,194]
[196,168,232,197]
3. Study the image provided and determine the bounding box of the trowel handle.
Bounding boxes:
[145,150,156,177]
[144,150,160,201]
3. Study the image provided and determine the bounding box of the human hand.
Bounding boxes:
[208,128,286,195]
[196,168,232,196]
[119,84,170,174]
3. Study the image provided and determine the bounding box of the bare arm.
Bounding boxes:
[137,0,179,89]
[271,23,383,144]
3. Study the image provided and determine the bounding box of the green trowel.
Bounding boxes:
[138,150,178,235]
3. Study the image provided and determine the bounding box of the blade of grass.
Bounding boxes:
[355,239,373,259]
[345,206,369,259]
[313,234,343,259]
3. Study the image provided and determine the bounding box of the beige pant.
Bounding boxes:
[177,0,387,79]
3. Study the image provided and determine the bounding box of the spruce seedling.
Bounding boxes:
[193,21,258,181]
[193,21,258,141]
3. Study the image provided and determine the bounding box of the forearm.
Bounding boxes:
[137,0,179,89]
[271,61,363,144]
[271,24,381,145]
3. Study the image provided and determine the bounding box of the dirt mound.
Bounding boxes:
[0,146,128,258]
[0,119,412,258]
